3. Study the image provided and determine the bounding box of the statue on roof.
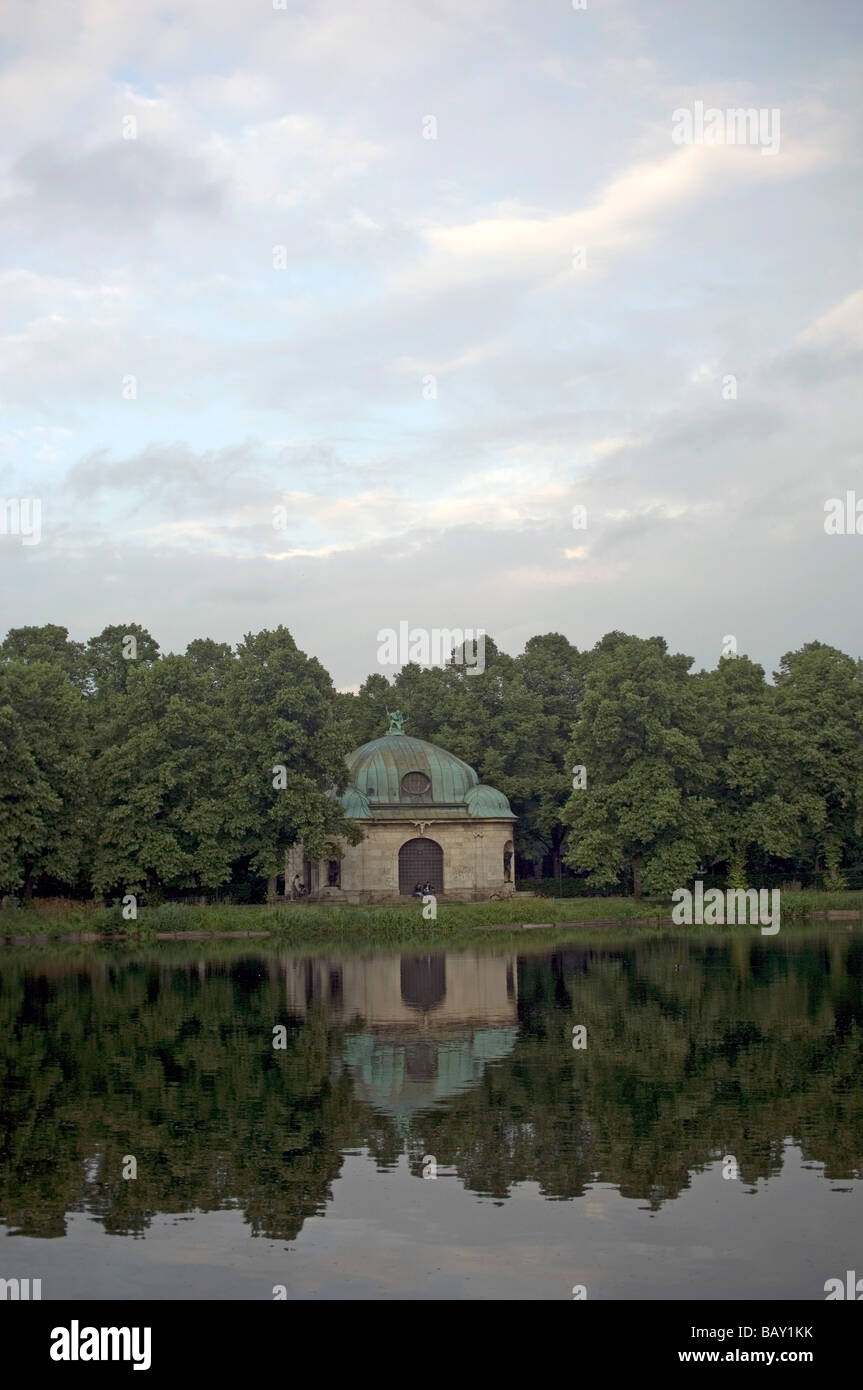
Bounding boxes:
[386,708,405,735]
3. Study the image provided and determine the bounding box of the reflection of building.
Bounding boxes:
[286,712,516,902]
[342,1027,519,1120]
[284,951,520,1119]
[284,951,518,1029]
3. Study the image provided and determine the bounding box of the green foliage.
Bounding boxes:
[90,653,244,894]
[85,622,160,695]
[696,655,807,885]
[4,891,862,948]
[0,660,88,895]
[1,623,359,899]
[0,624,88,690]
[562,633,711,895]
[225,627,362,873]
[3,621,863,903]
[773,642,863,884]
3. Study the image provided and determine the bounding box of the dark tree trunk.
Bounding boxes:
[632,855,642,899]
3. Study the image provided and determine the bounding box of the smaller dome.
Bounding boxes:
[339,784,371,819]
[465,784,515,818]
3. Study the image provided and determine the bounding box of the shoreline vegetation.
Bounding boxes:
[3,890,863,949]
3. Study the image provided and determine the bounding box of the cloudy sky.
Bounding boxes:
[1,0,861,688]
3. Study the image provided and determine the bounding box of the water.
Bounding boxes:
[1,932,861,1300]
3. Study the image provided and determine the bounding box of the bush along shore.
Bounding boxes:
[2,890,863,948]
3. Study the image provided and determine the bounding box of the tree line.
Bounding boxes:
[1,622,861,900]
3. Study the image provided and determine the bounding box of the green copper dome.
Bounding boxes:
[349,733,478,805]
[339,784,372,818]
[336,716,514,821]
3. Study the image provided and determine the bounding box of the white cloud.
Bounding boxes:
[396,137,828,300]
[1,0,861,685]
[797,288,863,351]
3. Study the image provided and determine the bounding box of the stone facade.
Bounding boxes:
[286,818,516,904]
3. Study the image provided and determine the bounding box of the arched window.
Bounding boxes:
[327,860,340,887]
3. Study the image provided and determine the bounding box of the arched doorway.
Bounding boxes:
[398,837,444,896]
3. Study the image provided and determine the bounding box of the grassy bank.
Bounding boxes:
[2,890,863,949]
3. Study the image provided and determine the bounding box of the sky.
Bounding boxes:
[1,0,861,690]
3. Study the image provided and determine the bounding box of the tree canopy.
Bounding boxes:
[2,620,862,900]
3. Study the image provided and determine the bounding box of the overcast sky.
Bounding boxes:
[1,0,861,689]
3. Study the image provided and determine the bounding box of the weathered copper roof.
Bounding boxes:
[338,730,515,821]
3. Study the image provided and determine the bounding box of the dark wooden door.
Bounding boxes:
[398,838,444,895]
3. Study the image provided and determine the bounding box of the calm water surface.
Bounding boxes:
[1,932,861,1299]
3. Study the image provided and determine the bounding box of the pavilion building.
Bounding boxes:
[285,712,516,903]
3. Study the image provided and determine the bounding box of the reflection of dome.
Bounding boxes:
[342,1027,520,1119]
[405,1040,438,1081]
[337,732,514,821]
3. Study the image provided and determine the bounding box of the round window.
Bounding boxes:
[401,770,431,796]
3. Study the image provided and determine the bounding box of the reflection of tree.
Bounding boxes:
[0,939,861,1245]
[0,957,385,1241]
[408,939,863,1205]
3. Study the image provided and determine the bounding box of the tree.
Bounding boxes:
[512,634,584,876]
[696,654,807,887]
[0,660,88,896]
[90,653,241,895]
[224,627,362,877]
[183,638,234,683]
[0,624,87,690]
[341,672,398,747]
[562,633,711,896]
[773,643,863,887]
[84,623,160,696]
